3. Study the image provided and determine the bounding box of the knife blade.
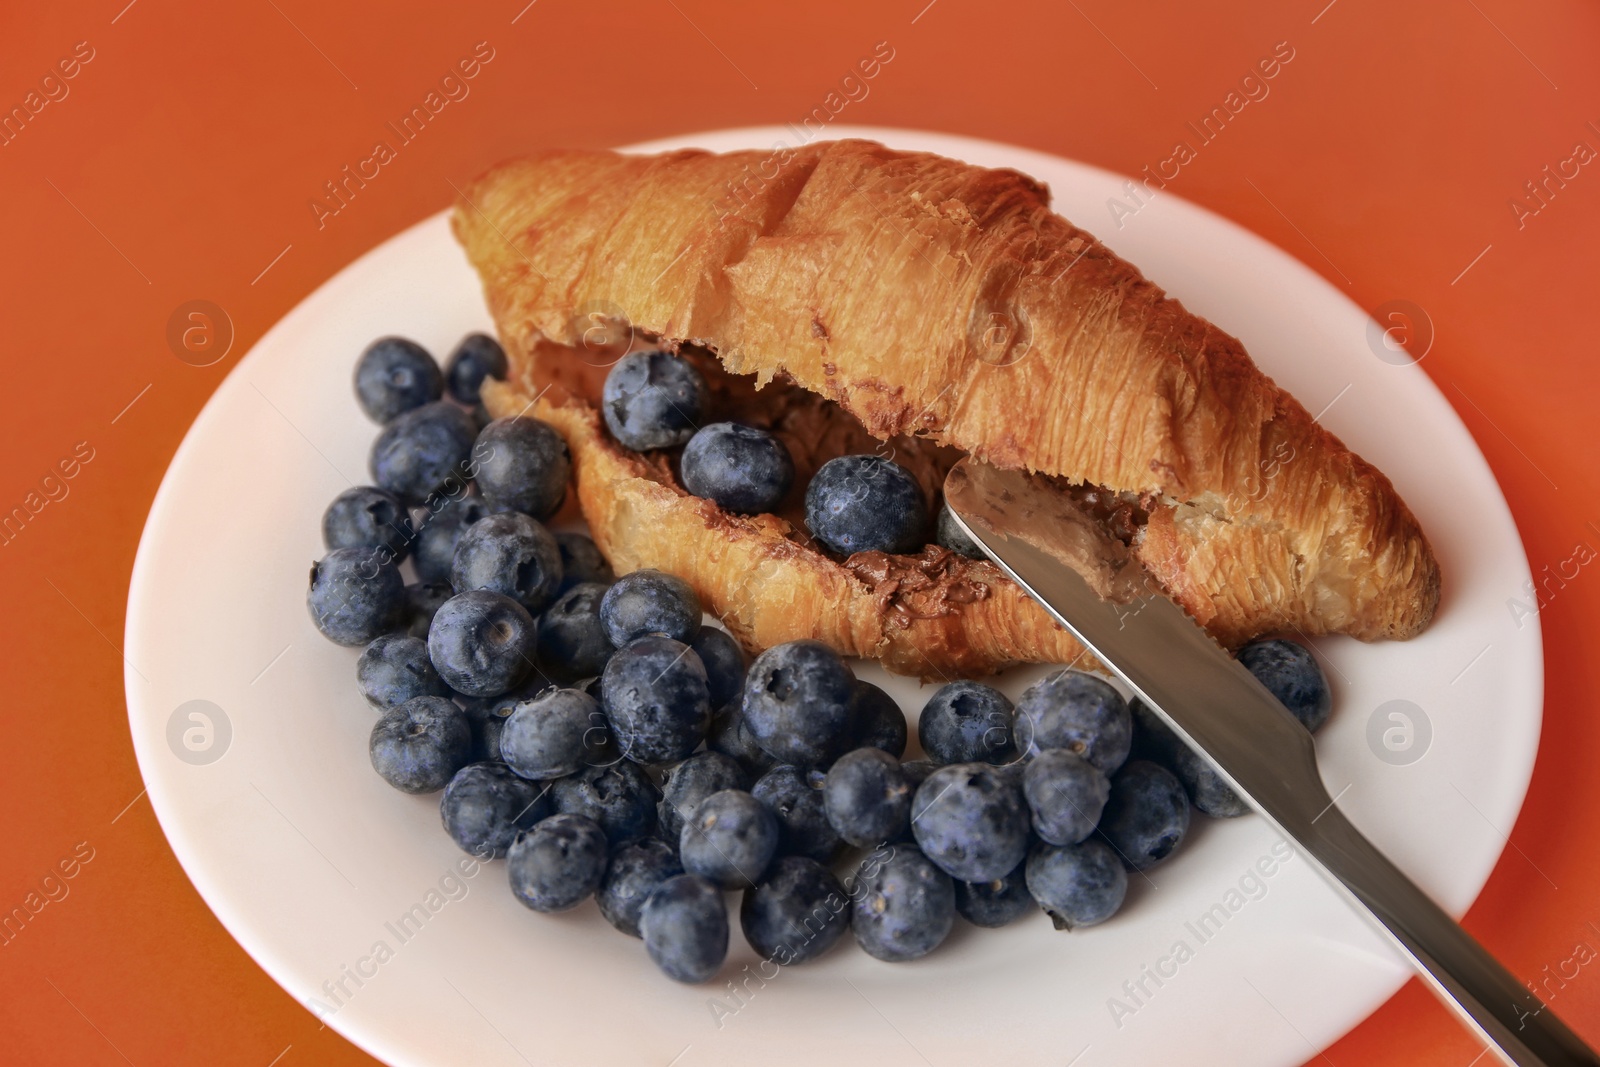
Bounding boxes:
[942,457,1597,1067]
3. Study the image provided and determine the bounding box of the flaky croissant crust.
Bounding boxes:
[456,139,1440,675]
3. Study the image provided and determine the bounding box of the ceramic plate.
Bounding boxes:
[124,127,1541,1067]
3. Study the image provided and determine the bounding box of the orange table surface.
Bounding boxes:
[3,1,1597,1064]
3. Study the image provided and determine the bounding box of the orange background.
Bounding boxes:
[2,0,1597,1063]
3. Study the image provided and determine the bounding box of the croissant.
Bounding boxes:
[452,139,1440,678]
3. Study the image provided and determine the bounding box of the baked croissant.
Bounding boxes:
[452,139,1441,678]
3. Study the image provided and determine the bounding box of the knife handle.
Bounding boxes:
[1292,803,1598,1066]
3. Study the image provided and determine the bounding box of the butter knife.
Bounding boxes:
[942,458,1598,1067]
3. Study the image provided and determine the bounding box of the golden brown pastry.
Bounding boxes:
[453,139,1440,678]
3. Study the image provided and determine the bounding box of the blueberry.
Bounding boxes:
[443,332,508,405]
[411,496,491,584]
[451,512,564,615]
[551,759,660,846]
[1014,670,1132,772]
[992,758,1029,790]
[461,676,553,762]
[680,423,794,514]
[600,636,712,764]
[918,681,1016,766]
[640,874,728,983]
[900,758,939,788]
[804,454,929,556]
[554,532,614,592]
[357,633,450,708]
[507,813,609,912]
[427,590,537,698]
[911,763,1031,883]
[1098,760,1191,870]
[752,765,840,862]
[601,350,708,451]
[598,838,683,938]
[741,640,855,766]
[537,583,616,679]
[848,681,909,758]
[850,844,955,962]
[1022,749,1110,845]
[468,706,512,763]
[954,861,1033,928]
[680,789,778,890]
[1238,638,1332,732]
[405,581,453,639]
[307,547,406,646]
[323,486,414,562]
[370,400,477,504]
[707,703,778,778]
[472,417,570,521]
[740,856,850,965]
[499,687,610,780]
[1026,838,1128,929]
[600,570,701,646]
[440,762,550,859]
[1172,744,1246,818]
[1130,699,1247,818]
[823,748,913,848]
[658,752,750,844]
[369,695,472,794]
[354,336,442,423]
[934,502,986,560]
[678,630,741,712]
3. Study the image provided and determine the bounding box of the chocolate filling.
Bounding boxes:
[526,331,1152,619]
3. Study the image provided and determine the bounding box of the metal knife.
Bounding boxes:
[942,457,1598,1067]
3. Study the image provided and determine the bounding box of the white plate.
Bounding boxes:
[125,127,1541,1067]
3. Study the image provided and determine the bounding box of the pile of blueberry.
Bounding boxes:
[600,347,985,558]
[307,333,1334,984]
